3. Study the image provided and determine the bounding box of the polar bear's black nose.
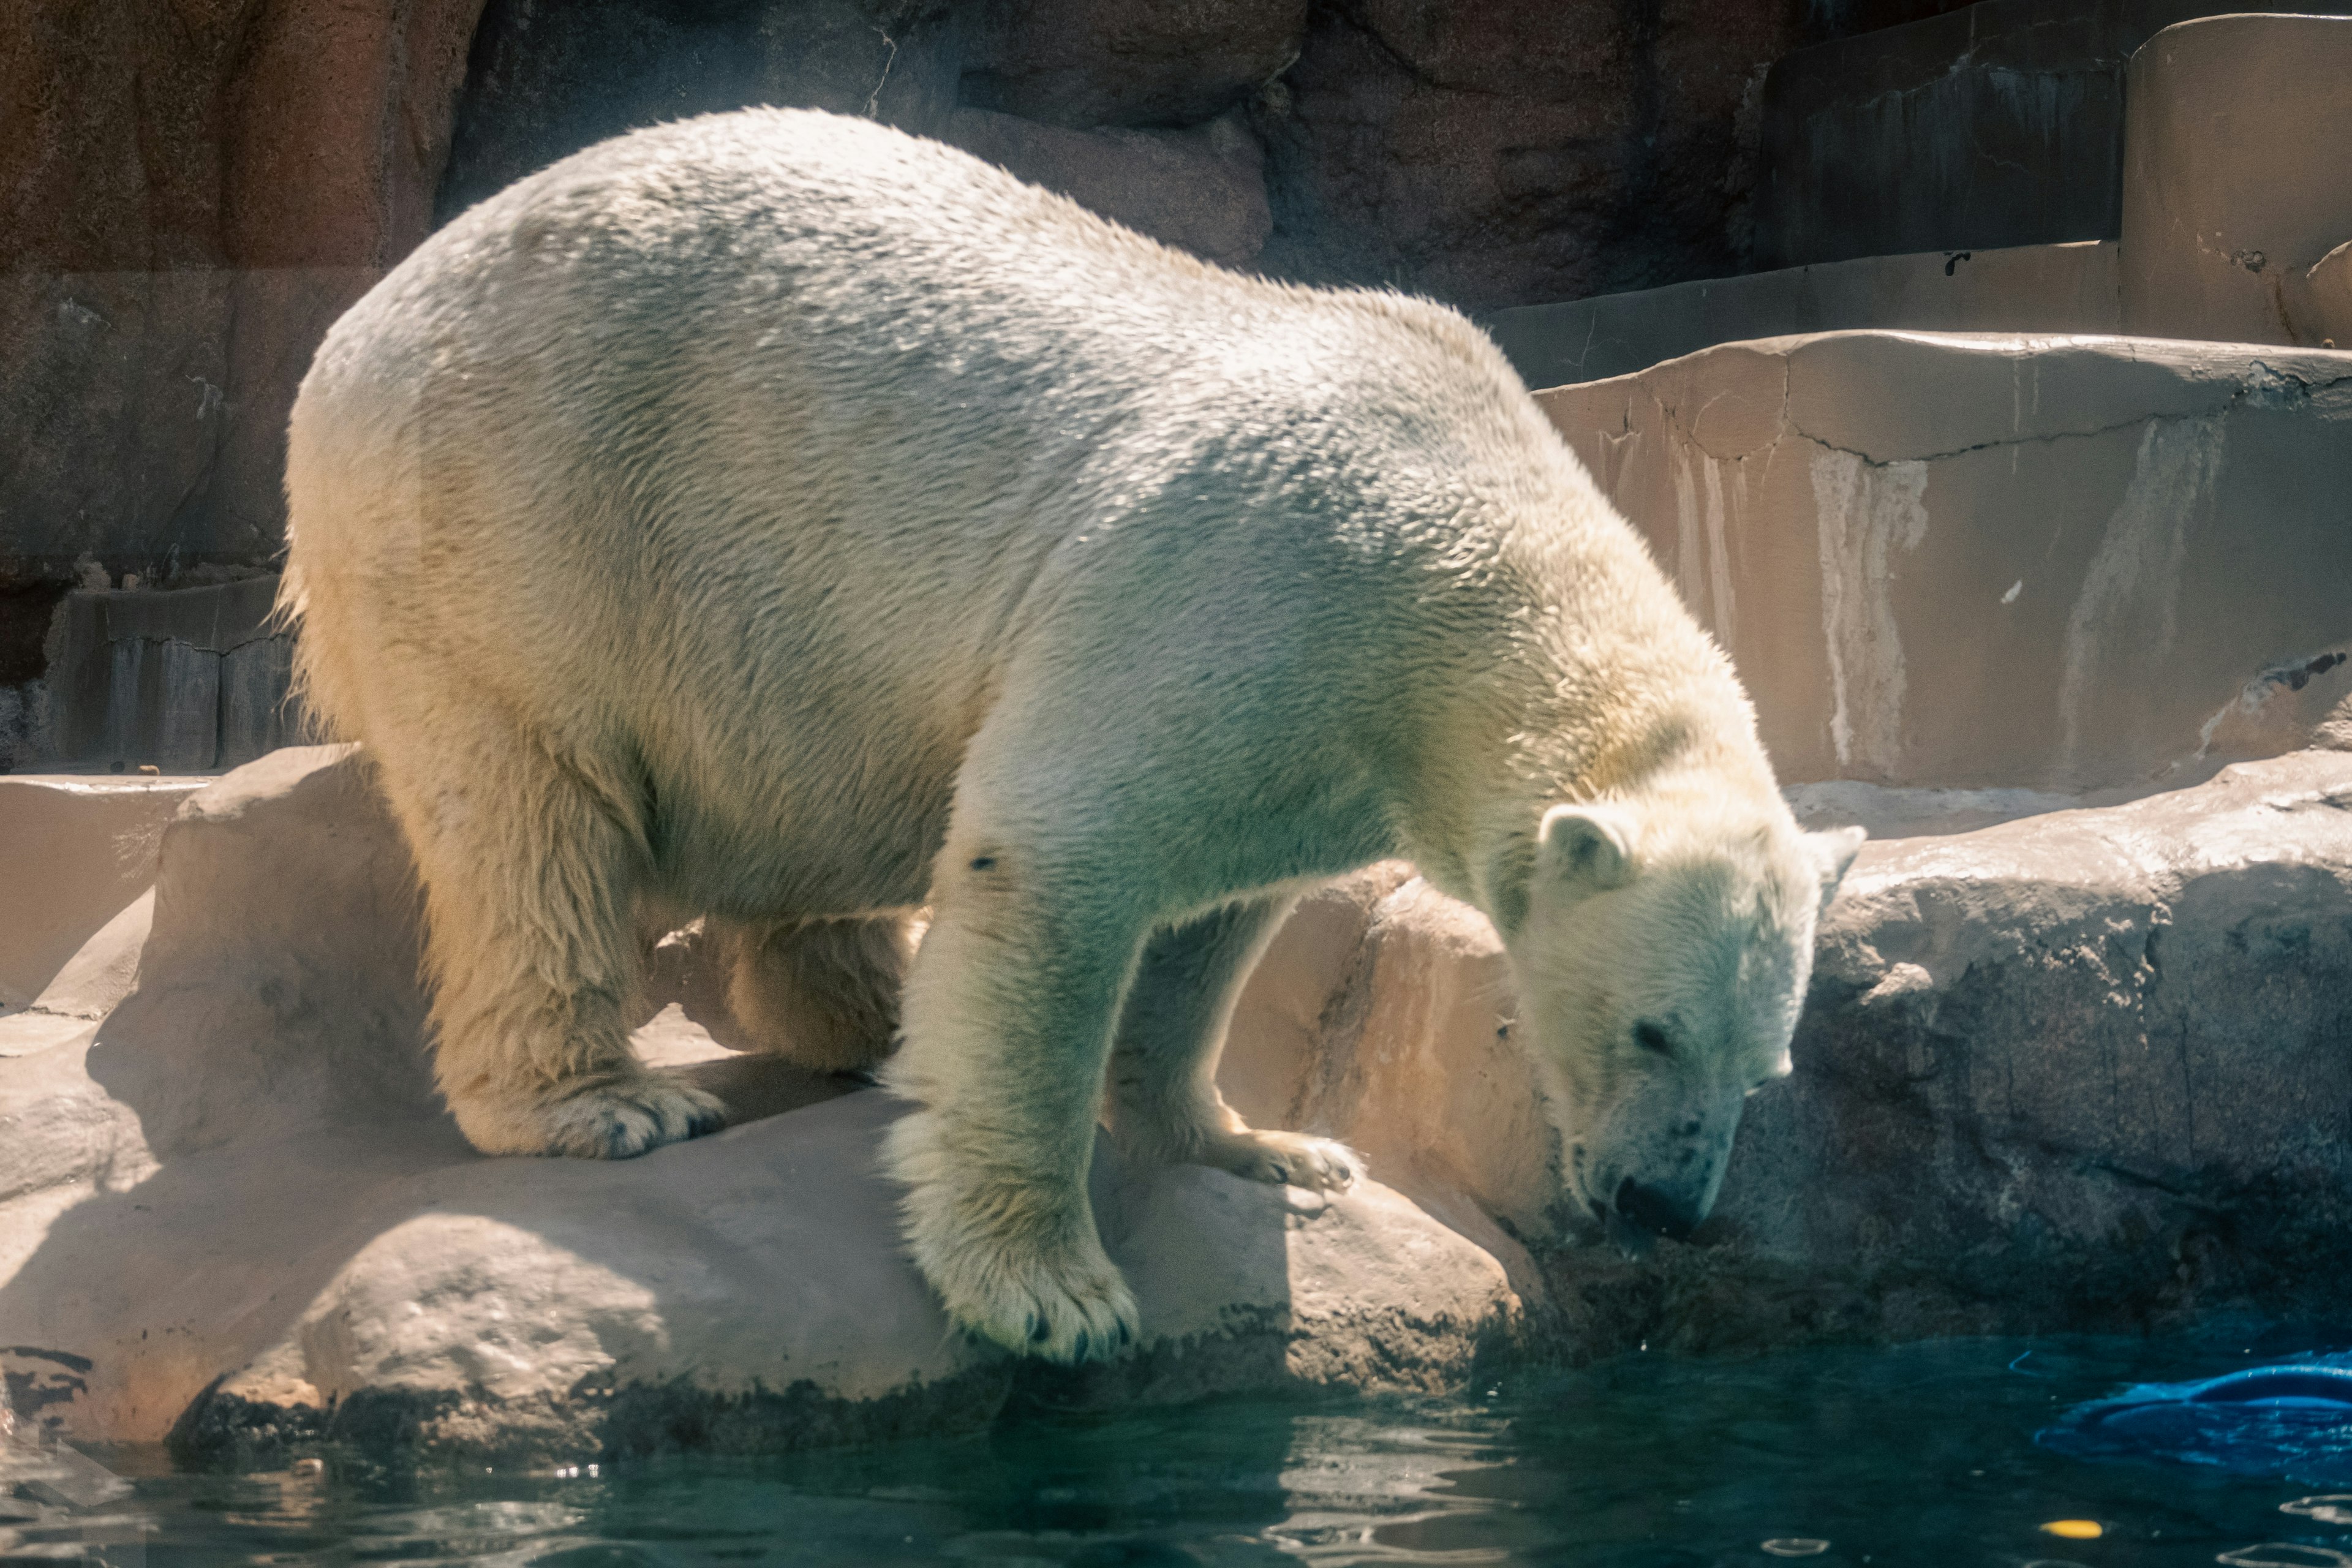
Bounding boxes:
[1615,1178,1699,1242]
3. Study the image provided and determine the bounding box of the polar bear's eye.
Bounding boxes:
[1632,1020,1674,1058]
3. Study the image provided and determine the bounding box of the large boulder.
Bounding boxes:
[0,748,1519,1463]
[1695,748,2352,1344]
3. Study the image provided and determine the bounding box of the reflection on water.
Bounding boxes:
[26,1335,2352,1566]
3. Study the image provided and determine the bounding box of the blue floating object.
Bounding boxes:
[2039,1355,2352,1483]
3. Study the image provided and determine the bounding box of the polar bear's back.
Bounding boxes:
[281,108,1602,909]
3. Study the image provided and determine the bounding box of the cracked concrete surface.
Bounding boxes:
[1540,330,2352,791]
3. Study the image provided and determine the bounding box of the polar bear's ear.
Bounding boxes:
[1537,804,1638,898]
[1807,825,1867,908]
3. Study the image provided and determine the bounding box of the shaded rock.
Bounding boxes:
[943,108,1271,268]
[2120,13,2352,348]
[1259,0,1800,312]
[961,0,1308,128]
[1,0,483,588]
[42,576,298,773]
[1537,331,2352,792]
[1752,0,2352,270]
[436,0,963,221]
[0,747,1518,1460]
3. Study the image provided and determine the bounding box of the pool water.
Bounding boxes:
[27,1335,2352,1567]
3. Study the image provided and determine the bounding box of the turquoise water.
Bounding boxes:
[29,1335,2352,1567]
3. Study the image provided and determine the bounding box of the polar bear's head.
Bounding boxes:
[1498,802,1864,1250]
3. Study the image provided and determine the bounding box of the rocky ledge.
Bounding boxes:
[5,744,2352,1469]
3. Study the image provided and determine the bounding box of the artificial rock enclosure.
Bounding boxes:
[6,0,2352,1465]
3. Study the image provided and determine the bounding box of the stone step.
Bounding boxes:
[1487,239,2118,390]
[1754,0,2352,270]
[1536,330,2352,792]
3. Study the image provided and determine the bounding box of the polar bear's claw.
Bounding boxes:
[1208,1129,1361,1193]
[944,1245,1140,1364]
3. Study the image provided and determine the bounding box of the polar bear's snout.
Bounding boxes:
[1614,1178,1702,1242]
[1572,1079,1747,1250]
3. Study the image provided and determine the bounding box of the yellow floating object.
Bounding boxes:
[2041,1520,2104,1540]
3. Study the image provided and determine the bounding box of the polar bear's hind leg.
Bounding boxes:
[725,914,913,1074]
[1110,896,1360,1192]
[382,713,726,1159]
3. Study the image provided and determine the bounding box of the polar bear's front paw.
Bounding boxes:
[930,1231,1140,1364]
[1205,1128,1361,1193]
[887,1115,1139,1363]
[454,1074,727,1159]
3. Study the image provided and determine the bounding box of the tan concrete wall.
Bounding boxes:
[2120,13,2352,348]
[1539,330,2352,791]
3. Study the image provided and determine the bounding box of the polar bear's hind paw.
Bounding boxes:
[456,1076,726,1159]
[1208,1129,1360,1192]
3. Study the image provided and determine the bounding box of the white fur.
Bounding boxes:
[280,107,1859,1361]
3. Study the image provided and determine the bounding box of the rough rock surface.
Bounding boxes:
[944,108,1272,268]
[1696,750,2352,1346]
[1,0,484,587]
[13,744,2352,1463]
[961,0,1308,129]
[1258,0,1800,312]
[1538,331,2352,792]
[0,748,1518,1462]
[435,0,963,221]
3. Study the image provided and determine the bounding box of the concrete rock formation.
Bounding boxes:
[1537,331,2352,791]
[0,748,1519,1462]
[2119,13,2352,347]
[10,744,2352,1461]
[1488,239,2122,390]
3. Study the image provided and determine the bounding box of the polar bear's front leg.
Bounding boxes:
[882,862,1145,1363]
[1109,897,1360,1193]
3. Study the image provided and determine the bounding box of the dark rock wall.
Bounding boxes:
[4,0,1969,714]
[1,0,486,590]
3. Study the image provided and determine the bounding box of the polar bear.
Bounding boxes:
[280,107,1861,1362]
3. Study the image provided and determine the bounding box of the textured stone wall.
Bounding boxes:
[7,0,1950,606]
[1,0,1981,768]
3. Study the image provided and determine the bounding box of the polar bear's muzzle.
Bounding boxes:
[1571,1084,1746,1253]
